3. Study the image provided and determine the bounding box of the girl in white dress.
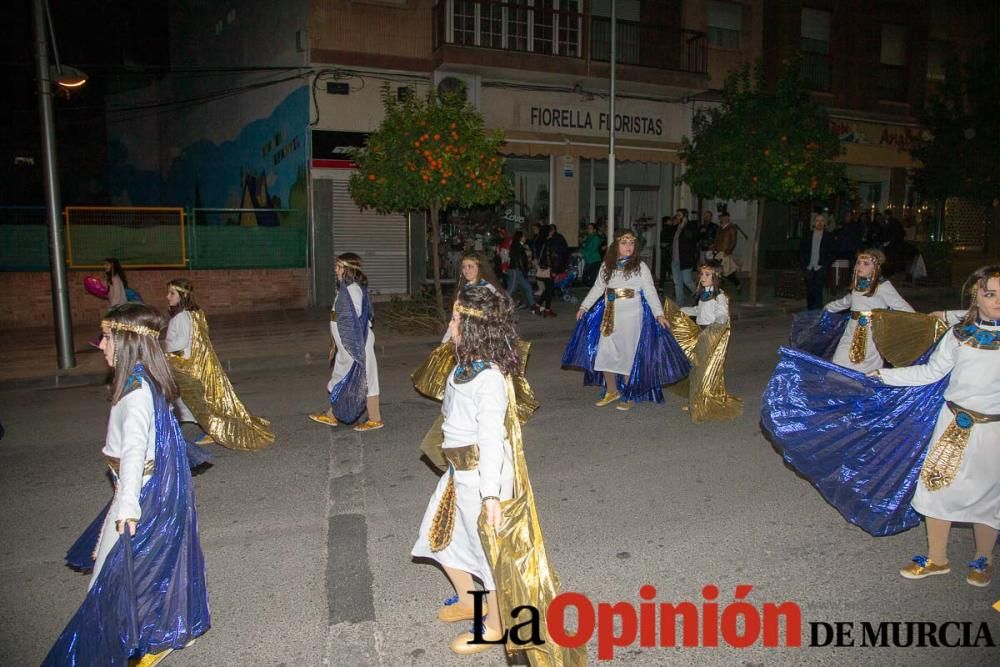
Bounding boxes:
[574,231,671,410]
[875,266,1000,587]
[310,253,383,432]
[825,248,915,372]
[412,286,516,655]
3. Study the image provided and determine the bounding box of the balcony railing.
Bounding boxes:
[591,17,707,74]
[800,50,831,92]
[432,2,708,75]
[433,0,583,58]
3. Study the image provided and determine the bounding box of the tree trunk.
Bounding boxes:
[749,198,766,305]
[429,201,445,320]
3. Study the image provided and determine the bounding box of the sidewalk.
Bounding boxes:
[0,280,959,391]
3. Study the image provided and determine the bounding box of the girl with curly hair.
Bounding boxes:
[563,230,690,410]
[164,278,274,450]
[411,286,581,663]
[44,303,209,666]
[310,253,383,431]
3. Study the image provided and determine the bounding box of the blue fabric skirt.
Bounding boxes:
[760,346,947,536]
[562,296,691,403]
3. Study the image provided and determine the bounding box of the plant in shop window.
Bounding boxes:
[679,57,846,304]
[349,84,512,318]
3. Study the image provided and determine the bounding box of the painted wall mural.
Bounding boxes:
[108,85,309,226]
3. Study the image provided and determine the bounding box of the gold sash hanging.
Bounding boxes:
[168,310,274,450]
[427,445,480,551]
[477,378,587,666]
[848,311,873,364]
[921,402,1000,491]
[599,288,636,337]
[870,310,950,367]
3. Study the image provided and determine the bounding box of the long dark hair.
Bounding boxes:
[167,278,200,315]
[960,265,1000,325]
[455,252,500,300]
[337,252,368,288]
[103,302,178,404]
[105,257,128,288]
[453,286,520,376]
[600,232,642,282]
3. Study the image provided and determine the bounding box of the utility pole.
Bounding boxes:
[32,0,75,369]
[606,0,617,243]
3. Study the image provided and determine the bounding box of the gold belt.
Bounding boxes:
[104,456,155,476]
[601,288,636,336]
[921,402,1000,491]
[428,444,480,551]
[849,310,874,363]
[330,310,337,322]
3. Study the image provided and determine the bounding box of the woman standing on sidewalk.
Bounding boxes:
[45,302,210,666]
[533,225,559,317]
[562,230,690,410]
[411,286,583,664]
[505,231,535,310]
[164,278,275,449]
[310,253,384,432]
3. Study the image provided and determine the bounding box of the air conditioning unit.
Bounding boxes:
[432,71,481,110]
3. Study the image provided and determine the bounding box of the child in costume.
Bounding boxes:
[309,253,384,432]
[164,279,274,449]
[664,260,743,422]
[874,266,1000,586]
[411,286,583,664]
[413,252,538,423]
[562,230,690,410]
[44,303,209,666]
[823,249,914,372]
[88,258,135,348]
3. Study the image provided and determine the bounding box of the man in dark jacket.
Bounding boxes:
[670,208,699,304]
[547,224,569,274]
[800,213,835,310]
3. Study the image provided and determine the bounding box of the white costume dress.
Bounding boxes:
[579,262,663,375]
[93,381,156,586]
[682,290,730,326]
[825,280,914,372]
[164,310,197,423]
[412,367,514,589]
[879,320,1000,528]
[329,283,380,396]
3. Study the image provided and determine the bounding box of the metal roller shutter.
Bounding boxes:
[330,175,409,295]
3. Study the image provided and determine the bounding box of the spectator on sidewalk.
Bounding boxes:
[697,210,719,264]
[506,231,535,310]
[493,226,512,287]
[670,209,699,305]
[580,223,603,285]
[800,213,835,310]
[711,212,741,294]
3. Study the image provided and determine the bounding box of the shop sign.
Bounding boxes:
[829,119,926,151]
[523,104,664,138]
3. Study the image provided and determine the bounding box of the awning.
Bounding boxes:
[500,130,682,163]
[836,143,922,169]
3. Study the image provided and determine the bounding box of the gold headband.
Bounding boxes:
[170,284,190,293]
[454,303,485,319]
[101,320,160,338]
[617,232,638,241]
[338,260,362,271]
[857,253,881,265]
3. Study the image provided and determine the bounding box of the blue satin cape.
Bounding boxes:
[44,365,210,665]
[788,309,848,359]
[329,280,373,424]
[760,346,947,536]
[562,295,691,403]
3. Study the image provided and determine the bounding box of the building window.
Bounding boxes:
[591,0,641,63]
[800,8,831,91]
[707,0,742,49]
[439,0,582,56]
[926,39,949,82]
[879,23,908,101]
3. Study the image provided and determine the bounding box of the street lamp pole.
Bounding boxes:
[606,0,617,243]
[32,0,75,369]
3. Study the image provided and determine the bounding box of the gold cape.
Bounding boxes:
[663,298,744,423]
[168,310,275,451]
[870,310,950,367]
[423,375,586,666]
[412,339,539,423]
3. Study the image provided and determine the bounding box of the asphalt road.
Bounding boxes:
[1,314,996,666]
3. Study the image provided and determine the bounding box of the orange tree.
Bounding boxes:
[350,86,511,316]
[680,61,845,304]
